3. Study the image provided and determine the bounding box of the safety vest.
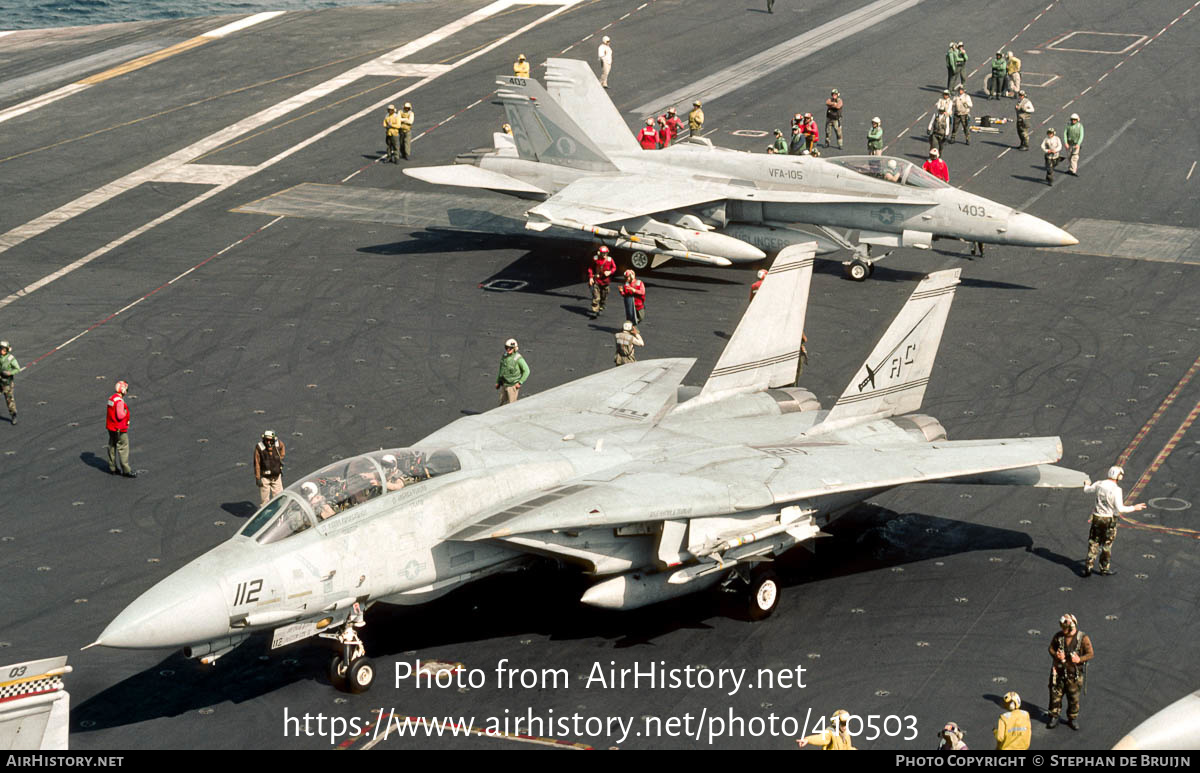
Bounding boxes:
[106,393,129,432]
[638,127,658,149]
[996,709,1031,750]
[257,442,284,479]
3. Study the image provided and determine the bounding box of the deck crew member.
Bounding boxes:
[496,338,530,405]
[613,322,644,366]
[688,101,704,134]
[106,380,135,477]
[587,246,616,318]
[995,692,1031,750]
[1064,114,1084,176]
[254,430,287,506]
[597,36,612,88]
[513,53,529,78]
[867,117,883,155]
[1082,465,1145,576]
[796,709,856,749]
[824,89,843,149]
[0,340,20,425]
[1015,91,1034,150]
[1046,613,1093,730]
[383,105,401,163]
[397,102,414,160]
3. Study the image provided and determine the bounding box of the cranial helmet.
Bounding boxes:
[1108,465,1124,480]
[622,321,632,331]
[1003,691,1021,710]
[598,245,609,254]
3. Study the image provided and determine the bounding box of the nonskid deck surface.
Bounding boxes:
[1,0,1197,750]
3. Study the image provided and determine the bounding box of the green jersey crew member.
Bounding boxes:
[496,338,530,406]
[0,340,20,425]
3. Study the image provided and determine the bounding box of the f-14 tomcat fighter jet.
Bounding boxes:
[404,59,1077,280]
[92,245,1084,693]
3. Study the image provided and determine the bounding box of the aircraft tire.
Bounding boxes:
[347,657,375,694]
[630,251,650,271]
[846,260,870,281]
[329,654,348,691]
[746,567,779,621]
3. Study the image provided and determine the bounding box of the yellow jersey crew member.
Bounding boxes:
[795,709,856,749]
[383,105,402,163]
[513,54,529,78]
[397,102,415,160]
[254,430,287,507]
[995,692,1031,750]
[688,100,704,134]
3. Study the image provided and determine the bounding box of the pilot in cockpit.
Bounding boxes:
[301,481,335,520]
[883,159,902,182]
[380,454,408,491]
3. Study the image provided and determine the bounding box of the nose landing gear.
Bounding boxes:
[322,603,375,693]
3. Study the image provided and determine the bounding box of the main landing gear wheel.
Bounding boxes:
[845,259,873,281]
[630,251,650,271]
[745,567,780,621]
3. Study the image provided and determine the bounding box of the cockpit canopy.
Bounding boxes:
[826,155,950,189]
[240,448,461,544]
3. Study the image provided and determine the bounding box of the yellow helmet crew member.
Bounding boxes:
[513,53,530,78]
[995,691,1031,750]
[795,709,856,749]
[688,100,704,133]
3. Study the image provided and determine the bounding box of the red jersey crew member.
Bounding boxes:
[620,269,646,326]
[638,118,659,149]
[254,430,287,507]
[106,380,135,477]
[588,246,617,318]
[923,147,949,182]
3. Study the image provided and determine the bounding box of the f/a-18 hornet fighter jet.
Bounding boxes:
[404,59,1077,280]
[92,245,1085,693]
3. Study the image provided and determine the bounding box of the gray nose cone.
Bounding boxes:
[1005,212,1078,247]
[96,569,229,649]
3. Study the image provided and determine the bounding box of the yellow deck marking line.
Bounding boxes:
[0,11,283,124]
[0,0,583,311]
[77,37,212,85]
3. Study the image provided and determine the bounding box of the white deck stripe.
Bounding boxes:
[200,11,285,38]
[0,0,581,309]
[0,82,91,124]
[0,13,283,127]
[631,0,925,115]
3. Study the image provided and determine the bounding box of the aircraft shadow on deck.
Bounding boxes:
[72,504,1036,731]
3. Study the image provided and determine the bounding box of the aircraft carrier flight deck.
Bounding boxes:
[0,0,1198,751]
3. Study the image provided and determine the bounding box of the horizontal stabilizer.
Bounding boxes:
[404,164,546,195]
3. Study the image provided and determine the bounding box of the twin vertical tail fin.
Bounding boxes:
[687,244,816,404]
[494,73,619,172]
[823,268,960,425]
[543,58,641,155]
